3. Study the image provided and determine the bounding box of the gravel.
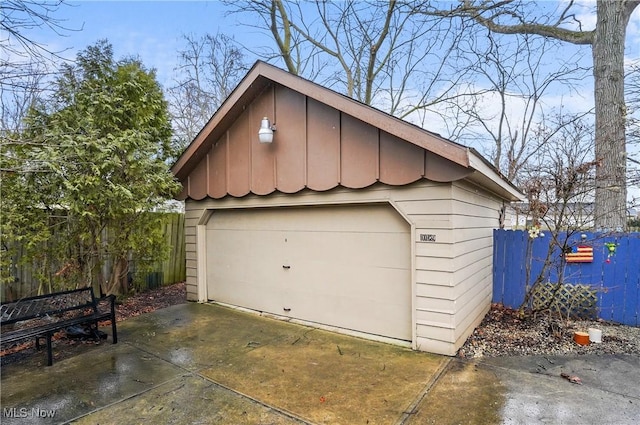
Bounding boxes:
[457,303,640,358]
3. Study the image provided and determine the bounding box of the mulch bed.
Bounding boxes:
[114,281,186,320]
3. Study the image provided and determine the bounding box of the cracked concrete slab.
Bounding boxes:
[72,374,306,425]
[481,354,640,425]
[2,303,638,425]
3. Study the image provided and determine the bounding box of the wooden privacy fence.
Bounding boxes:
[493,230,640,326]
[132,212,186,290]
[2,213,186,302]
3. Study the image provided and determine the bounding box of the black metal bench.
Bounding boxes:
[1,287,117,366]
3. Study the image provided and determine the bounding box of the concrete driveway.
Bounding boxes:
[1,303,639,424]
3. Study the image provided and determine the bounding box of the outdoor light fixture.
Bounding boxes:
[258,117,275,143]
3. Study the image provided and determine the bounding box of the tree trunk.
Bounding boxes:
[592,0,634,231]
[104,256,129,296]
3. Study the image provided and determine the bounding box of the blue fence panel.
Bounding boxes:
[492,229,506,304]
[506,231,527,308]
[621,237,639,326]
[493,230,640,326]
[530,232,550,285]
[610,235,626,324]
[598,233,616,322]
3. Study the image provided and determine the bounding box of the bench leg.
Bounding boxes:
[111,319,118,344]
[35,336,41,351]
[46,333,53,366]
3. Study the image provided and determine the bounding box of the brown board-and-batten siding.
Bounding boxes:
[179,82,470,202]
[185,179,503,355]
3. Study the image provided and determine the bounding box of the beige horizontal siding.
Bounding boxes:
[416,324,456,344]
[415,335,458,356]
[448,181,500,350]
[449,214,499,228]
[411,180,502,354]
[415,308,455,326]
[412,218,454,229]
[185,201,207,301]
[415,254,456,274]
[184,223,197,236]
[453,253,492,284]
[452,232,492,250]
[397,199,453,215]
[452,302,491,346]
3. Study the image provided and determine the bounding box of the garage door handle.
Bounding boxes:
[282,265,291,269]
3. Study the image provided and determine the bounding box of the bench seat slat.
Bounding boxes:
[1,287,118,366]
[1,312,113,344]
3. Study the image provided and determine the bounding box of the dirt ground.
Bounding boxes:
[112,281,187,320]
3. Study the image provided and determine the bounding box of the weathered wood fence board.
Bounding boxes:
[493,230,640,326]
[2,213,186,301]
[155,213,186,288]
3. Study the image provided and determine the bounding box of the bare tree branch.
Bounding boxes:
[222,0,470,118]
[415,0,640,230]
[167,33,249,150]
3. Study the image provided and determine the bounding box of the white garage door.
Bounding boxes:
[206,204,411,341]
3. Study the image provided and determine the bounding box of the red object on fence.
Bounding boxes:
[565,246,594,263]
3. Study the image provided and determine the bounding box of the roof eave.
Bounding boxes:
[171,62,271,181]
[467,150,525,202]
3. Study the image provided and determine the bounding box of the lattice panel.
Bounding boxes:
[532,283,598,319]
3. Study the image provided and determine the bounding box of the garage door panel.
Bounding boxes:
[288,290,409,338]
[211,206,407,234]
[286,267,411,338]
[206,204,411,341]
[207,228,286,312]
[287,232,409,269]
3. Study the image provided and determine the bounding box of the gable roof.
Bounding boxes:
[172,60,523,201]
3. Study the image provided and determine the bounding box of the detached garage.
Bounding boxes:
[172,61,523,355]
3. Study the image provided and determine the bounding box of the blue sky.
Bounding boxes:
[40,1,253,86]
[25,1,638,91]
[33,1,637,87]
